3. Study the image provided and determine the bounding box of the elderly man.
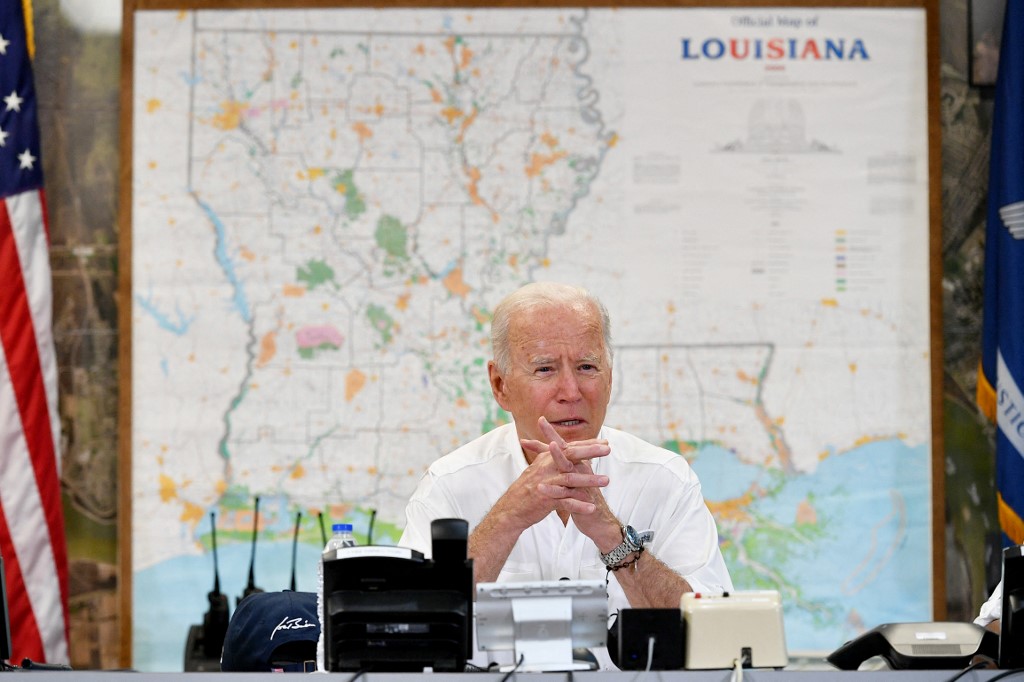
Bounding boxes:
[399,282,731,616]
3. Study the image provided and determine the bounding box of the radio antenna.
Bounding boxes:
[289,510,302,591]
[239,496,263,604]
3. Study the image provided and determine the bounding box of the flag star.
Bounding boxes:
[18,148,36,170]
[0,33,9,55]
[4,90,23,112]
[0,128,8,147]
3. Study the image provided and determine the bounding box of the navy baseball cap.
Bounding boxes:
[220,591,319,672]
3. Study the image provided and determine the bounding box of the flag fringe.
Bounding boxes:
[999,492,1024,546]
[977,360,997,423]
[21,0,34,59]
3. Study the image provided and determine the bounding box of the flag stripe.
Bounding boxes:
[0,496,45,661]
[4,191,61,476]
[0,197,69,662]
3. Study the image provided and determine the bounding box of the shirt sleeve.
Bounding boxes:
[397,471,456,558]
[974,580,1003,627]
[649,460,734,594]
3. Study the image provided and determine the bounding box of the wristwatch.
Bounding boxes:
[600,525,646,568]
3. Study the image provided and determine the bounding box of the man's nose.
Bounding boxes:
[556,371,583,401]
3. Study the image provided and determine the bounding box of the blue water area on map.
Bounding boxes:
[195,198,251,322]
[135,291,194,335]
[690,439,931,653]
[685,443,768,499]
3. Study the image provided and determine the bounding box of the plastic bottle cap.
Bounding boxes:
[333,523,353,532]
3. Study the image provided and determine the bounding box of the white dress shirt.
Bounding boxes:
[400,422,733,612]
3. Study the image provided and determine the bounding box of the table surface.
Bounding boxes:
[10,669,1020,681]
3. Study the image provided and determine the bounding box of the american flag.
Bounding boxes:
[0,0,70,664]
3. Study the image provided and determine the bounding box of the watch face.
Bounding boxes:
[624,525,641,548]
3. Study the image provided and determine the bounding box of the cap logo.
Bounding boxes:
[271,615,317,640]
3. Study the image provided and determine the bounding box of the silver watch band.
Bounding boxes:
[601,526,644,567]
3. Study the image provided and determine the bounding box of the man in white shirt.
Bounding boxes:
[399,282,732,617]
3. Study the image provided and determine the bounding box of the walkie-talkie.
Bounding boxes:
[239,496,264,606]
[202,512,230,659]
[183,511,230,670]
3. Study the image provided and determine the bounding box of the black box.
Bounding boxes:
[617,608,684,670]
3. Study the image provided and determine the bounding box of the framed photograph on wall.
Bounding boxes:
[969,0,1006,87]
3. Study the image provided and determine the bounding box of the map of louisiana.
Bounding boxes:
[129,7,933,670]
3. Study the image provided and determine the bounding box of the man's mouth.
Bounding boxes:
[551,419,583,427]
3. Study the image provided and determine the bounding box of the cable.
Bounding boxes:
[628,635,657,682]
[18,659,73,671]
[985,669,1024,681]
[498,653,525,682]
[943,660,994,682]
[345,668,368,682]
[730,656,743,682]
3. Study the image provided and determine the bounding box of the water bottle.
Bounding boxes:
[333,523,356,548]
[317,523,357,671]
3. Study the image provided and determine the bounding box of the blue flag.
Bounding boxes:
[978,0,1024,547]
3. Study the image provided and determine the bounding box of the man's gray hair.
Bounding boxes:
[490,282,613,374]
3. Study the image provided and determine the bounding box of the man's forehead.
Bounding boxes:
[513,324,607,361]
[510,302,603,332]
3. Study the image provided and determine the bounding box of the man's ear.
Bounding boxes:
[487,361,511,411]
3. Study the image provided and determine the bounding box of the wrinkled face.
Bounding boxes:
[488,301,612,452]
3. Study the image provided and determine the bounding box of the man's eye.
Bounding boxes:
[536,366,553,374]
[579,364,596,371]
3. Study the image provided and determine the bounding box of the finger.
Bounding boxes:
[537,483,596,508]
[538,473,608,497]
[519,438,548,455]
[563,472,609,488]
[520,439,610,461]
[556,498,597,515]
[548,438,575,473]
[561,438,609,448]
[537,483,573,499]
[538,417,568,448]
[562,442,611,464]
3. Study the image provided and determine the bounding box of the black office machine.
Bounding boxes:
[321,518,473,672]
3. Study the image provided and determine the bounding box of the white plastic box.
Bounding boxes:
[680,590,788,669]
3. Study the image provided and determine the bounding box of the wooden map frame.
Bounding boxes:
[118,0,943,668]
